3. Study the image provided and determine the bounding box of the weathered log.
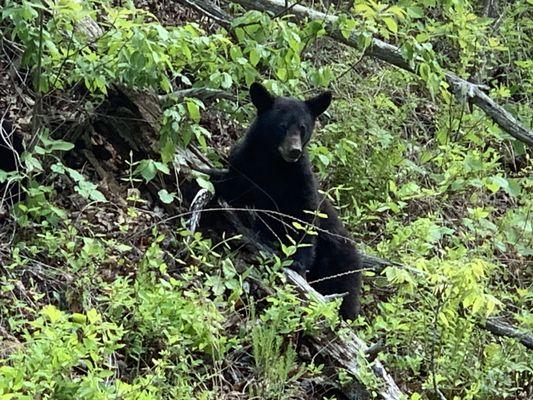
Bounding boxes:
[286,269,403,400]
[484,318,533,350]
[182,0,532,146]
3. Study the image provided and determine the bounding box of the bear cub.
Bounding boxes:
[212,83,362,320]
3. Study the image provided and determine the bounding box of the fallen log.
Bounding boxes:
[484,318,533,350]
[179,0,532,146]
[286,268,403,400]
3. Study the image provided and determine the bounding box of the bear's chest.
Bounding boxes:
[246,168,317,214]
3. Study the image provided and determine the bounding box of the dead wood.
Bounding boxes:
[484,318,533,350]
[286,269,403,400]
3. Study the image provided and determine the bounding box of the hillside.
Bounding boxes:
[0,1,531,399]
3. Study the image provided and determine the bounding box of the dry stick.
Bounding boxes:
[222,0,532,146]
[157,87,238,103]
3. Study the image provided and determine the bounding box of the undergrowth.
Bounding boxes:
[0,0,531,399]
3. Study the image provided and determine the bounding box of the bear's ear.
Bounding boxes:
[250,82,274,113]
[305,91,332,118]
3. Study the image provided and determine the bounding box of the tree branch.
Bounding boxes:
[157,87,238,103]
[176,0,232,29]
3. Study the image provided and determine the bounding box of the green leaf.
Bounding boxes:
[339,18,356,40]
[471,296,484,315]
[220,72,233,89]
[40,135,75,152]
[154,161,170,175]
[186,100,201,123]
[134,160,158,182]
[416,32,430,42]
[158,189,175,204]
[161,137,176,164]
[71,313,87,323]
[75,179,107,202]
[87,308,101,324]
[249,49,260,66]
[42,305,62,324]
[317,154,330,166]
[388,6,406,19]
[276,67,287,81]
[229,46,242,62]
[383,17,398,33]
[419,63,431,80]
[505,179,521,197]
[196,175,214,193]
[24,154,43,172]
[406,6,424,18]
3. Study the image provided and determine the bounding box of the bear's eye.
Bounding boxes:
[299,124,306,136]
[280,123,288,131]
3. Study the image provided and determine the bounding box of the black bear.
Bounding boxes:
[0,118,24,208]
[211,83,362,320]
[0,119,22,174]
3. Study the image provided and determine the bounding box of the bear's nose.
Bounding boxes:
[288,148,301,159]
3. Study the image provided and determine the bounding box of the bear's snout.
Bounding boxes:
[279,132,303,162]
[288,147,301,159]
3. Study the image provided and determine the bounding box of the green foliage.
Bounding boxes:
[250,305,303,398]
[368,256,530,398]
[1,0,531,399]
[0,306,125,399]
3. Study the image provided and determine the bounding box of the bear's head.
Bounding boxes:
[249,83,332,163]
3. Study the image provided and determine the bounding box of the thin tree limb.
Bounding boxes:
[158,87,238,103]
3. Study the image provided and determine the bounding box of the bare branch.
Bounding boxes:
[158,87,238,103]
[176,0,232,29]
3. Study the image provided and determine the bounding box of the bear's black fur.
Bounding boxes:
[211,83,362,320]
[0,119,22,175]
[0,118,24,208]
